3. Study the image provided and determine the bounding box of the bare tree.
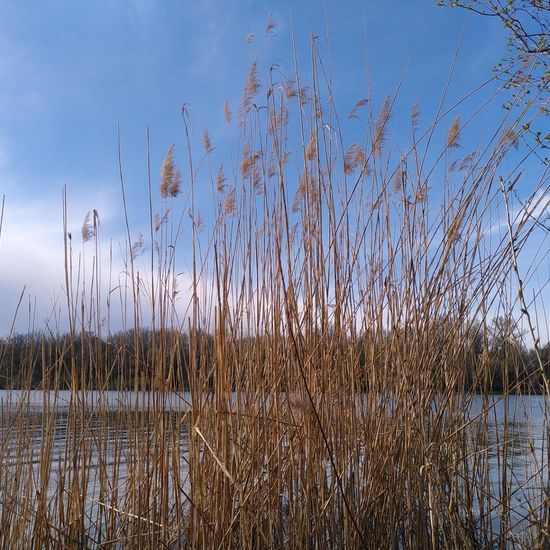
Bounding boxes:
[441,1,549,148]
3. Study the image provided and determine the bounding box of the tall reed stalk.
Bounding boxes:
[0,38,548,549]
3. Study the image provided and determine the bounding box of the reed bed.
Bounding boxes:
[0,38,549,549]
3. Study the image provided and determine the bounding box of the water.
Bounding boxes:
[0,388,193,412]
[0,389,192,546]
[464,394,548,544]
[0,390,547,546]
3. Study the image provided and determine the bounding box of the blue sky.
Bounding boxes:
[2,0,546,336]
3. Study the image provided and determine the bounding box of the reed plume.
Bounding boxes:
[81,211,95,242]
[265,12,276,35]
[223,100,232,123]
[243,59,260,108]
[348,97,368,120]
[344,143,367,175]
[216,165,227,193]
[224,188,236,215]
[202,128,214,154]
[447,116,462,149]
[305,133,317,161]
[412,103,420,128]
[374,94,392,156]
[160,144,181,198]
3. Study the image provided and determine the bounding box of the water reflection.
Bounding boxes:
[0,390,547,545]
[0,390,192,520]
[465,394,548,543]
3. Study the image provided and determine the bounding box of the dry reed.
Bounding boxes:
[0,35,548,550]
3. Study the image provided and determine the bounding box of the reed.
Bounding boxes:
[0,37,548,549]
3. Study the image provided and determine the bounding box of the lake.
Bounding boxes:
[0,390,547,547]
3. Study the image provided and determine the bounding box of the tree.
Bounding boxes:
[487,315,529,390]
[440,1,549,148]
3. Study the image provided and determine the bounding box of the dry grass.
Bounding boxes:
[0,39,549,549]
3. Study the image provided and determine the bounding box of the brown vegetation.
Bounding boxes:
[0,37,548,549]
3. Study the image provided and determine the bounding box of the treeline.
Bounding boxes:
[352,316,550,395]
[0,319,548,393]
[0,329,195,391]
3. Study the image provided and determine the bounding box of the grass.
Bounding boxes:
[0,36,549,549]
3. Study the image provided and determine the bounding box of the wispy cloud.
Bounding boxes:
[0,177,209,335]
[487,187,550,237]
[0,183,120,333]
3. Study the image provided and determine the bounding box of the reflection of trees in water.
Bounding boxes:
[470,418,538,463]
[464,399,548,537]
[0,405,191,511]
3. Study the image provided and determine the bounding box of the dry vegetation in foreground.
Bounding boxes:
[0,38,549,549]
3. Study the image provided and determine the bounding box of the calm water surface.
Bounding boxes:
[0,390,547,544]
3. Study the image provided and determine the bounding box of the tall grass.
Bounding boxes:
[0,38,548,549]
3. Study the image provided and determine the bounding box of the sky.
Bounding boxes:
[0,0,547,337]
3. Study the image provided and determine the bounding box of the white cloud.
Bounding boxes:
[487,187,550,238]
[0,178,212,336]
[0,183,121,334]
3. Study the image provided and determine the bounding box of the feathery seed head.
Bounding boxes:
[374,94,392,156]
[291,190,301,213]
[82,211,95,242]
[224,189,236,216]
[170,168,182,197]
[412,103,420,128]
[216,165,227,193]
[348,98,368,120]
[344,144,367,175]
[393,162,404,194]
[154,210,170,232]
[447,116,462,149]
[298,86,310,107]
[283,79,297,100]
[160,144,181,198]
[202,128,214,154]
[297,172,318,204]
[223,100,232,123]
[241,143,252,179]
[243,59,260,109]
[252,164,262,193]
[131,233,144,260]
[499,126,519,150]
[305,133,317,161]
[459,151,477,172]
[266,13,276,35]
[196,210,204,233]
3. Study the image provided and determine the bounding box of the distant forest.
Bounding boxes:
[0,320,548,394]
